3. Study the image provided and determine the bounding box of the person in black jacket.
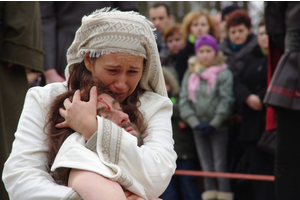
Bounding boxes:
[219,9,276,200]
[264,2,300,200]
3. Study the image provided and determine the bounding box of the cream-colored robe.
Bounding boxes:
[3,82,176,200]
[52,93,174,200]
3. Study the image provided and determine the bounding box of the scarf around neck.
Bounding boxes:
[230,42,246,51]
[188,63,227,103]
[188,34,197,44]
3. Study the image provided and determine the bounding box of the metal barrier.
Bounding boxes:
[175,170,275,181]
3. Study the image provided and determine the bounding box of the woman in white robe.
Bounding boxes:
[2,8,176,200]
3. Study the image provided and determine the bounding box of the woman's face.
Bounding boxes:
[85,52,144,102]
[190,15,210,38]
[196,45,216,67]
[257,25,269,50]
[228,24,251,45]
[166,32,185,54]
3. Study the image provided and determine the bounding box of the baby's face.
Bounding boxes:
[97,93,137,135]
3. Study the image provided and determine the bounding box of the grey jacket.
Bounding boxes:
[179,53,234,130]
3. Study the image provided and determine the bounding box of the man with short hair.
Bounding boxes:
[148,2,173,54]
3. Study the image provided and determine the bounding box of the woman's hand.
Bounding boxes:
[56,86,98,140]
[245,94,263,111]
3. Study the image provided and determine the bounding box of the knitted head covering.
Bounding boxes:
[194,34,218,55]
[65,8,167,97]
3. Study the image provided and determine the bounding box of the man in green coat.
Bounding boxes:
[0,2,43,199]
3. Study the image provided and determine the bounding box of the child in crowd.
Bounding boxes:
[160,23,185,82]
[179,34,234,200]
[163,23,185,56]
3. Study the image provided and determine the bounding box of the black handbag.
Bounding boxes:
[257,130,276,156]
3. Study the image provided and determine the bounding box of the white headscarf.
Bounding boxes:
[65,8,167,97]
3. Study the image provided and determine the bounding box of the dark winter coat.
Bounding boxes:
[219,33,259,79]
[175,40,195,84]
[234,50,268,142]
[219,34,268,142]
[0,2,43,200]
[264,2,300,111]
[161,51,180,83]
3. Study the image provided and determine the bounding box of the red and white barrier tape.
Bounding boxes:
[175,170,275,182]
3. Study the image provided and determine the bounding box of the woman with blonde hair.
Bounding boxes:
[175,11,217,84]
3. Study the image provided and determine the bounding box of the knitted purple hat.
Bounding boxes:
[194,34,218,54]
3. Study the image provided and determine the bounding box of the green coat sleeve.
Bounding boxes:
[0,1,43,72]
[209,69,234,128]
[179,71,200,129]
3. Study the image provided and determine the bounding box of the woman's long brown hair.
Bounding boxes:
[45,62,147,185]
